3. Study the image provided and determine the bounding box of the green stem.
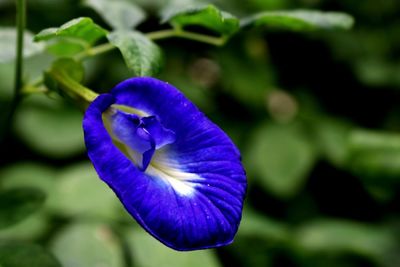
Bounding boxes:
[147,29,227,46]
[21,84,47,95]
[14,0,25,96]
[10,0,25,115]
[48,69,98,108]
[2,0,26,140]
[74,42,115,61]
[75,28,227,61]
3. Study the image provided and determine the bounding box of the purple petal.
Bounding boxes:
[141,116,176,149]
[83,77,246,250]
[107,110,155,170]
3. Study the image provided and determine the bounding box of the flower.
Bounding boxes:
[82,77,247,251]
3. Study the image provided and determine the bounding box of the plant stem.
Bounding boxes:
[75,28,227,60]
[21,84,48,95]
[74,42,115,60]
[48,69,99,108]
[2,0,26,140]
[147,29,227,46]
[10,0,26,113]
[14,0,25,94]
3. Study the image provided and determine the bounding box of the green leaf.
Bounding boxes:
[349,129,400,151]
[0,242,61,267]
[347,129,400,179]
[245,122,317,198]
[85,0,146,30]
[45,40,86,57]
[0,212,48,241]
[0,188,45,230]
[125,228,222,267]
[0,27,44,63]
[0,164,53,241]
[107,30,163,76]
[241,10,354,31]
[34,17,108,45]
[49,58,85,83]
[341,129,400,202]
[51,222,124,267]
[238,209,289,243]
[0,62,16,99]
[14,94,85,158]
[295,219,397,266]
[162,4,239,36]
[217,41,275,107]
[0,162,56,198]
[48,162,121,219]
[311,117,352,167]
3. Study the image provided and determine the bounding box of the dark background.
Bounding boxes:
[0,0,399,266]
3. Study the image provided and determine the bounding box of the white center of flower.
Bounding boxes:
[145,151,198,196]
[103,105,199,197]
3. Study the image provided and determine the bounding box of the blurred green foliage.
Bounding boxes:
[0,0,400,266]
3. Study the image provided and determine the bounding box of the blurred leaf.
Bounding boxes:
[125,228,221,267]
[85,0,146,30]
[311,117,352,167]
[23,53,55,87]
[238,208,289,243]
[0,62,14,99]
[161,4,239,36]
[217,40,275,107]
[295,219,397,266]
[45,40,86,57]
[0,28,44,63]
[0,162,56,240]
[325,27,400,88]
[0,242,61,267]
[51,222,123,267]
[0,212,48,241]
[349,129,400,151]
[347,129,400,179]
[49,57,85,82]
[34,17,108,45]
[14,94,85,158]
[339,129,400,202]
[0,54,50,134]
[241,10,354,31]
[245,122,317,198]
[48,162,121,219]
[0,188,45,230]
[107,30,163,76]
[349,150,400,179]
[0,162,56,196]
[0,162,57,215]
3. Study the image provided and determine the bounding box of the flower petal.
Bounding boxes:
[107,110,155,170]
[141,116,176,149]
[83,77,246,250]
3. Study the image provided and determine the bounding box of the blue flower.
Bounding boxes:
[82,77,247,251]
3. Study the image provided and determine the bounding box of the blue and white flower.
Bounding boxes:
[83,77,246,250]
